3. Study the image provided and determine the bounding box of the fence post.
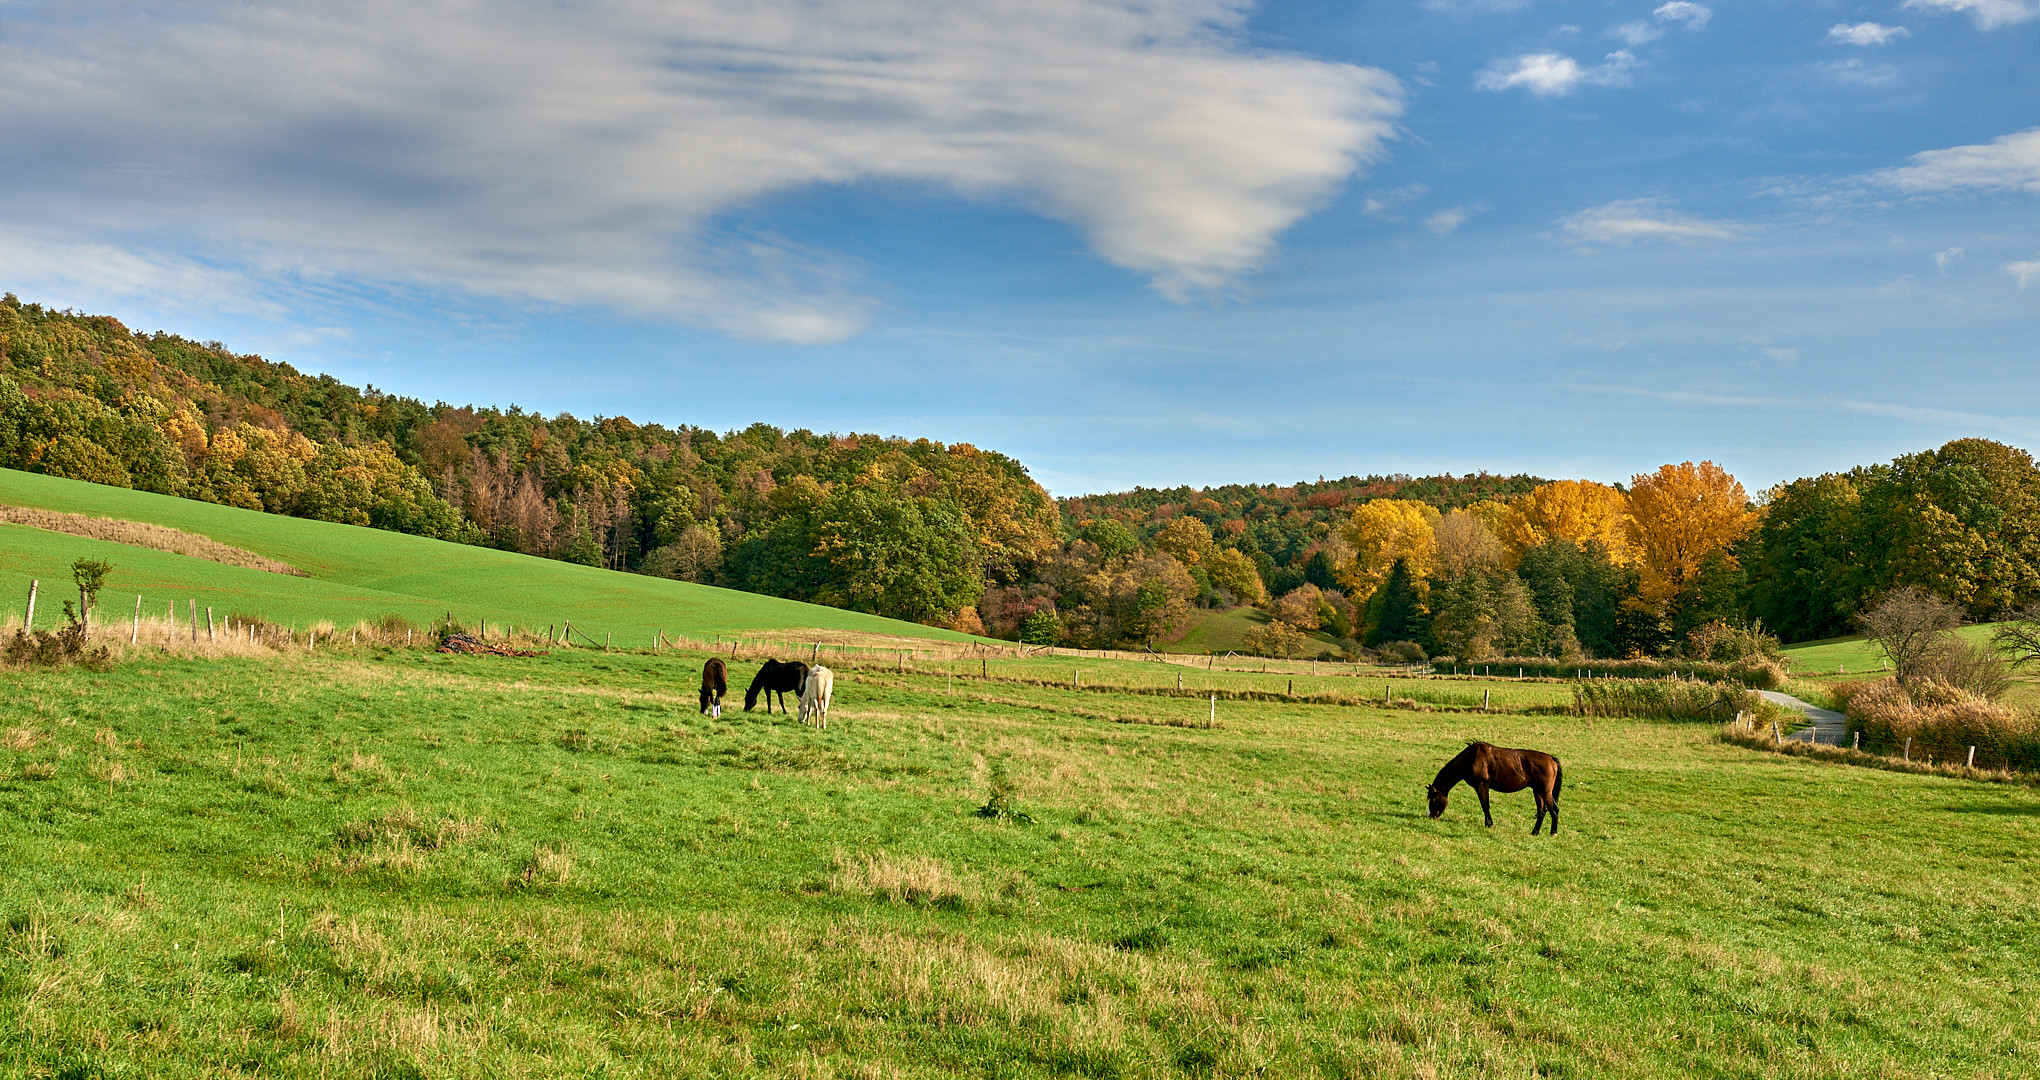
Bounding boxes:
[206,607,215,640]
[1853,730,1860,750]
[1177,672,1183,691]
[1903,737,1911,762]
[131,594,141,644]
[1967,745,1976,769]
[189,600,197,641]
[1483,688,1491,712]
[1384,683,1391,705]
[1210,693,1216,726]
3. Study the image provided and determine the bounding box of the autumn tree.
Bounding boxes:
[1498,480,1633,563]
[1860,587,1961,687]
[1151,516,1216,568]
[1271,584,1324,629]
[1338,499,1439,598]
[1204,547,1266,606]
[1432,509,1507,579]
[1624,461,1756,623]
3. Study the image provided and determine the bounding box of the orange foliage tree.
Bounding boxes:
[1624,462,1756,614]
[1500,479,1633,563]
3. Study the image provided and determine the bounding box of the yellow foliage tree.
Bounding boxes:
[1625,462,1756,612]
[1338,499,1439,597]
[1152,516,1216,567]
[1502,479,1633,563]
[1205,547,1266,605]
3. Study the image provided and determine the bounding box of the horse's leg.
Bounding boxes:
[1476,784,1493,827]
[1532,801,1546,835]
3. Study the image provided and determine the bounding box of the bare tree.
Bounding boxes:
[1991,600,2040,671]
[1859,587,1961,686]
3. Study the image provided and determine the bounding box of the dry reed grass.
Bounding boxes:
[829,850,975,908]
[0,504,304,575]
[1831,677,2040,771]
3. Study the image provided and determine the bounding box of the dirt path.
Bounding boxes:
[1759,690,1848,745]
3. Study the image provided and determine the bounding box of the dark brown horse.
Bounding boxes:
[1427,741,1563,834]
[699,658,727,717]
[744,659,809,714]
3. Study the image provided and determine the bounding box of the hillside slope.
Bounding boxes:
[0,468,981,644]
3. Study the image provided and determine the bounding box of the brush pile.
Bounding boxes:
[436,633,548,658]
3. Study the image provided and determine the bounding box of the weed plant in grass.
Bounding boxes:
[1,649,2036,1077]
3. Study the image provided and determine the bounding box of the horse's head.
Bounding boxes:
[742,684,759,711]
[1425,784,1448,819]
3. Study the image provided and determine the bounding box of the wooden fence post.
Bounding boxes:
[23,579,37,631]
[1483,688,1490,712]
[131,595,141,644]
[1177,672,1183,691]
[1209,693,1216,726]
[1903,737,1911,762]
[1853,730,1859,750]
[1967,745,1976,769]
[189,600,198,641]
[206,607,215,640]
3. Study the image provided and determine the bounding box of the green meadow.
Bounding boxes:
[2,642,2036,1079]
[0,468,979,646]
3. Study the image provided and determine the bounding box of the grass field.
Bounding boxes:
[2,642,2035,1078]
[0,468,981,647]
[1165,608,1343,659]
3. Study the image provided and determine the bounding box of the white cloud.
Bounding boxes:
[1829,22,1910,45]
[1933,247,1963,270]
[2009,259,2040,287]
[1902,0,2038,30]
[1425,208,1470,235]
[1653,2,1712,30]
[1559,199,1743,245]
[1476,51,1635,95]
[1877,128,2040,195]
[1825,59,1902,86]
[1609,21,1663,45]
[1362,185,1429,219]
[0,1,1401,343]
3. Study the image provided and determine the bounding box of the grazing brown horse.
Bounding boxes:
[699,658,727,717]
[1426,741,1563,835]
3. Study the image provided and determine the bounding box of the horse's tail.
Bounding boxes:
[1553,757,1564,800]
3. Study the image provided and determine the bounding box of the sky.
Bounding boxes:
[1,0,2036,496]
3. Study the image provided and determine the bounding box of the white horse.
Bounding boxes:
[799,666,834,729]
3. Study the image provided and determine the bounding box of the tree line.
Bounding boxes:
[4,296,2034,653]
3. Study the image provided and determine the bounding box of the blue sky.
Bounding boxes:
[2,0,2035,495]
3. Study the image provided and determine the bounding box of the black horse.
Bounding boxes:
[699,658,727,717]
[1427,741,1564,835]
[744,659,809,714]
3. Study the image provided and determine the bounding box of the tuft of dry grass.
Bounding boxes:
[0,504,304,575]
[830,849,976,908]
[513,842,574,890]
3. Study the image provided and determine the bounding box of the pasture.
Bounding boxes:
[0,468,981,647]
[2,643,2035,1078]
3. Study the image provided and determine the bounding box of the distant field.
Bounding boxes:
[0,468,979,646]
[1166,606,1345,658]
[1,644,2033,1077]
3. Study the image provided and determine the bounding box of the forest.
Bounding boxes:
[3,294,2036,656]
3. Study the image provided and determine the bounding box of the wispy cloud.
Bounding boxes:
[1559,199,1743,245]
[1876,128,2040,195]
[1476,51,1635,95]
[1933,247,1963,270]
[1901,0,2038,30]
[2008,259,2040,287]
[1609,21,1663,46]
[0,0,1402,343]
[1653,2,1713,30]
[1426,207,1472,235]
[1829,22,1911,45]
[1825,58,1902,86]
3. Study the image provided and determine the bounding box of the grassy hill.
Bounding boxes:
[0,468,980,645]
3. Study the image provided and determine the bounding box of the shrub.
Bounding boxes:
[1835,677,2040,770]
[1376,640,1427,664]
[5,604,110,670]
[1573,678,1760,723]
[1242,620,1305,659]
